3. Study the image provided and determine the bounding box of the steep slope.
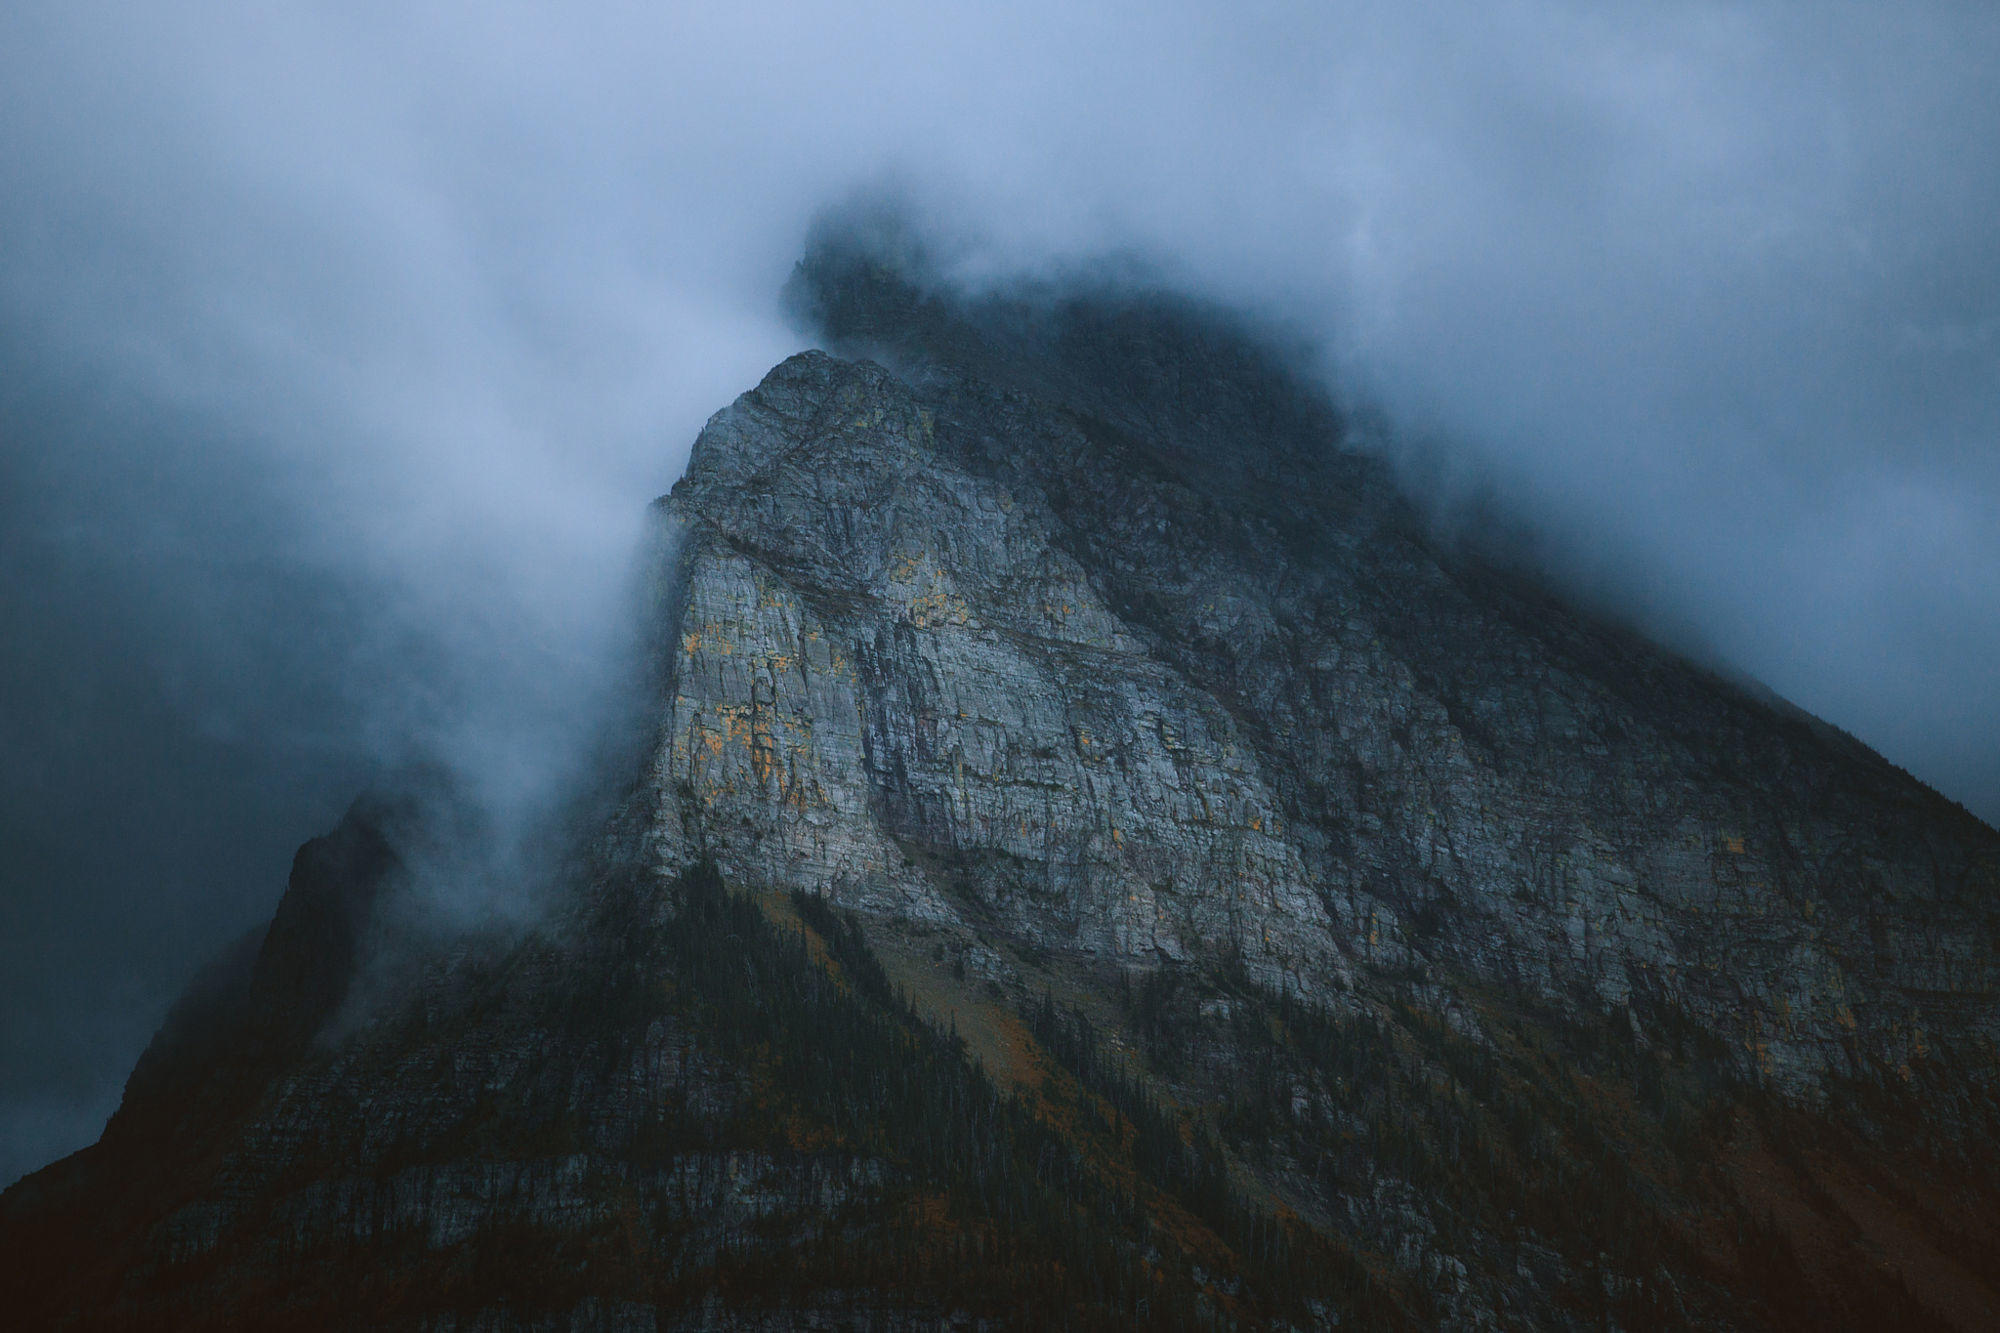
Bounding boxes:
[774,242,2000,1096]
[4,241,1998,1330]
[654,339,2000,1091]
[5,801,1381,1329]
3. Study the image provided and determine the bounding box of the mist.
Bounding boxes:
[4,0,1997,1186]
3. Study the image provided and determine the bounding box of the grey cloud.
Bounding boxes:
[3,0,1997,1186]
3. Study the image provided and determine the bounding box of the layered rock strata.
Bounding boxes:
[651,308,2000,1100]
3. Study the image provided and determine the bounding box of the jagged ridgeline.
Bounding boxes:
[5,230,1999,1329]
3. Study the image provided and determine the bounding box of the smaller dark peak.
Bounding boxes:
[244,793,407,1052]
[97,783,432,1159]
[340,761,488,862]
[128,767,469,1086]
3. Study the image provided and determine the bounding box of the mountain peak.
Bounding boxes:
[676,349,932,497]
[789,219,1363,490]
[7,240,1999,1328]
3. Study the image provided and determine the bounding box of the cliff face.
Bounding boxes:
[5,243,1999,1330]
[653,328,2000,1095]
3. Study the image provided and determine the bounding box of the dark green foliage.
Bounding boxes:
[1025,990,1387,1322]
[9,861,1407,1329]
[1111,954,1991,1331]
[1123,961,1717,1327]
[579,863,1167,1323]
[12,848,1982,1330]
[573,862,1395,1328]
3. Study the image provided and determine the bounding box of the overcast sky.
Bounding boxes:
[4,0,1997,1186]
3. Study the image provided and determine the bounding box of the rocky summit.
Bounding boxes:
[5,236,1999,1330]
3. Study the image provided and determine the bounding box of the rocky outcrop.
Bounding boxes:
[656,254,2000,1100]
[648,351,1345,992]
[4,236,1997,1330]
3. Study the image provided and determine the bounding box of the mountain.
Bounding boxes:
[5,232,1998,1330]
